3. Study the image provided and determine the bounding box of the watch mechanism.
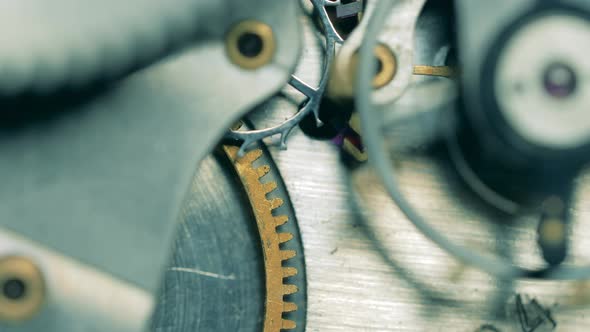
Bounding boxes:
[1,1,590,331]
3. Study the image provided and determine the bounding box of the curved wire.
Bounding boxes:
[354,0,590,280]
[446,129,521,215]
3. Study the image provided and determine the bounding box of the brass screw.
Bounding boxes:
[0,256,46,322]
[349,43,397,89]
[225,20,276,70]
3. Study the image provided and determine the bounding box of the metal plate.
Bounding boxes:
[247,3,590,331]
[153,145,307,331]
[0,1,302,331]
[152,153,266,332]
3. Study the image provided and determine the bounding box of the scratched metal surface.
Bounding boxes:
[153,144,308,331]
[248,4,590,332]
[152,153,266,332]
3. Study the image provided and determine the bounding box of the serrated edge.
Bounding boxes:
[227,0,344,157]
[223,145,300,331]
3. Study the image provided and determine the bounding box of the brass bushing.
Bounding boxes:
[0,256,46,322]
[225,20,276,70]
[349,43,397,89]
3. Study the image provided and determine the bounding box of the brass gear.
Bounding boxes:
[223,145,299,331]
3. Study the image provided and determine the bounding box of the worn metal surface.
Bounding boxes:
[0,1,301,331]
[153,145,307,332]
[248,4,590,331]
[152,153,266,332]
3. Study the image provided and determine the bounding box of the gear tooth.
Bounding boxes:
[282,267,298,278]
[283,302,298,313]
[222,144,303,331]
[278,233,293,243]
[270,197,284,210]
[282,319,297,330]
[262,181,278,194]
[280,250,296,261]
[240,149,263,164]
[256,165,271,178]
[282,284,298,295]
[274,215,289,227]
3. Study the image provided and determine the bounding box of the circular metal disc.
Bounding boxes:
[151,146,307,331]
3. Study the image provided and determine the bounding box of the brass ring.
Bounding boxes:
[371,43,397,88]
[349,43,397,89]
[225,20,276,70]
[0,256,46,322]
[223,146,299,331]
